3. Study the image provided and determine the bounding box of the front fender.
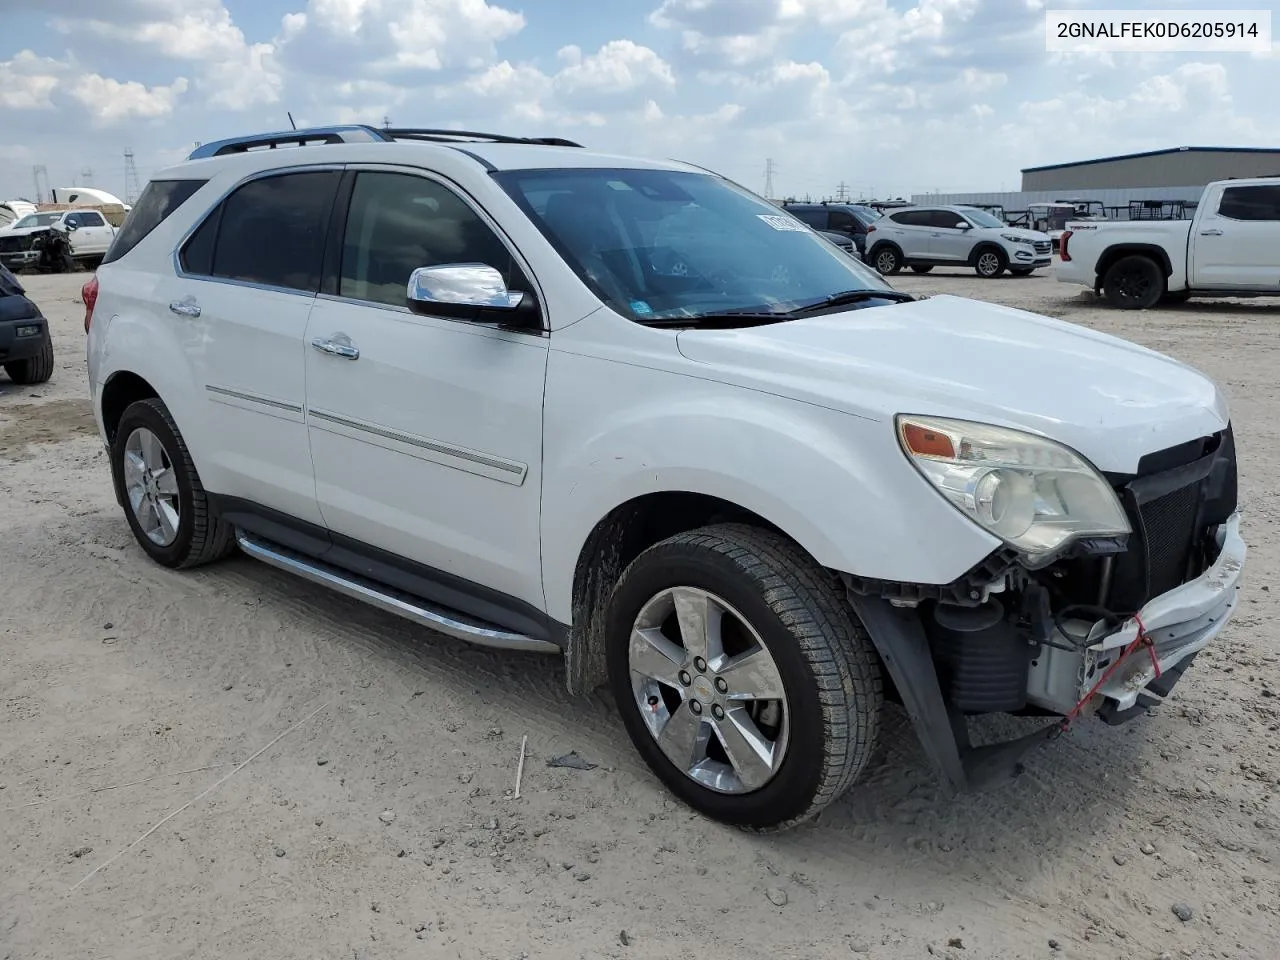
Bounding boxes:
[540,351,998,623]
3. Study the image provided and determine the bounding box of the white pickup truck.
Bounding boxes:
[0,209,118,271]
[1056,177,1280,308]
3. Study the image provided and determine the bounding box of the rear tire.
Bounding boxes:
[1102,255,1165,310]
[871,245,902,276]
[110,398,237,569]
[605,523,882,830]
[3,332,54,384]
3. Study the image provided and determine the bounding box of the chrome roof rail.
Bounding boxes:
[187,125,393,160]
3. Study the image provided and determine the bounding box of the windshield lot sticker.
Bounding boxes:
[757,214,807,231]
[630,300,653,315]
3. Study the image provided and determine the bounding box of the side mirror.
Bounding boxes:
[64,221,79,232]
[954,221,970,230]
[406,263,537,327]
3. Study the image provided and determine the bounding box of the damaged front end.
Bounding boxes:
[843,424,1244,795]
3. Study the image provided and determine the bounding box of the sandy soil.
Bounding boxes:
[2,266,1278,960]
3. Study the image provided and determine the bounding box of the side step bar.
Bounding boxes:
[236,533,559,654]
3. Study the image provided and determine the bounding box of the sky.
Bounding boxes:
[1,0,1277,204]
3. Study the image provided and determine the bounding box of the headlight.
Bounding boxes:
[896,414,1130,565]
[1000,233,1032,244]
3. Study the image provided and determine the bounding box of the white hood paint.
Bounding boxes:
[675,294,1228,473]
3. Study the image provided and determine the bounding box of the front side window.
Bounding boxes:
[183,170,340,292]
[827,210,856,231]
[789,208,827,229]
[338,171,522,308]
[1218,185,1280,221]
[77,212,106,227]
[955,207,1005,229]
[494,168,893,322]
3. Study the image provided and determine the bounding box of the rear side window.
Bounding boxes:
[183,171,340,293]
[789,208,827,229]
[101,179,206,265]
[827,210,856,231]
[889,210,930,226]
[1218,185,1280,221]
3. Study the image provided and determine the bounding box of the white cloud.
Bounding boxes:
[68,74,190,124]
[554,40,675,94]
[0,51,64,110]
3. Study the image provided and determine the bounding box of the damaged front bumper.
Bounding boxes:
[1087,512,1245,721]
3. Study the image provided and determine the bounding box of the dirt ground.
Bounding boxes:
[2,266,1277,960]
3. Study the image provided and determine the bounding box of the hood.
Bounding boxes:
[675,294,1228,473]
[994,227,1049,242]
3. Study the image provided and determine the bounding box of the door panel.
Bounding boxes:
[1190,184,1280,290]
[304,169,549,611]
[926,211,973,261]
[169,167,342,527]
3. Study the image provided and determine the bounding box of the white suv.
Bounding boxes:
[84,125,1245,830]
[866,204,1053,278]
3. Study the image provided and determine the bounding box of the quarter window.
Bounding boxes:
[182,170,340,292]
[1218,185,1280,221]
[338,171,522,308]
[104,178,207,265]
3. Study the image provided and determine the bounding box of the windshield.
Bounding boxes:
[848,205,882,223]
[11,213,61,229]
[494,167,896,322]
[957,207,1005,229]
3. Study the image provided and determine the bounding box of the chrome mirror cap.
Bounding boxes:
[407,263,525,310]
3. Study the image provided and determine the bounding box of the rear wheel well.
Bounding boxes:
[564,492,788,695]
[1095,245,1171,282]
[100,372,159,443]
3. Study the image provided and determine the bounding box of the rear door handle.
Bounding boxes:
[169,297,201,318]
[1199,228,1223,236]
[311,335,359,360]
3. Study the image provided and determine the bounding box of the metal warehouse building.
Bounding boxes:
[1021,146,1280,191]
[915,146,1280,219]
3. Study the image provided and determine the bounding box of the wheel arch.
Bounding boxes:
[563,491,796,696]
[966,241,1007,267]
[1094,243,1173,282]
[100,370,160,444]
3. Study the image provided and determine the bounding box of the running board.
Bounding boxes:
[236,533,559,654]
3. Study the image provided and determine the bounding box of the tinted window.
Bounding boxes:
[339,171,520,307]
[180,207,220,275]
[1218,185,1280,221]
[789,208,827,229]
[827,210,856,231]
[77,211,105,227]
[102,179,207,265]
[929,210,968,228]
[889,210,931,227]
[206,171,340,292]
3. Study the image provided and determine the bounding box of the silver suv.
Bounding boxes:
[866,205,1052,278]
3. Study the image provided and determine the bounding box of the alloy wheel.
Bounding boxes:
[122,426,181,546]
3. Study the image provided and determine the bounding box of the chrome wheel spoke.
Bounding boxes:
[155,499,180,542]
[655,701,710,771]
[139,429,165,471]
[671,587,723,662]
[717,646,785,702]
[123,450,147,490]
[630,626,684,688]
[713,706,780,791]
[153,467,179,496]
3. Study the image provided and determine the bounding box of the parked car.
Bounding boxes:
[0,262,54,384]
[1056,178,1280,309]
[0,209,117,271]
[866,205,1053,278]
[783,202,881,256]
[85,125,1244,830]
[816,229,861,260]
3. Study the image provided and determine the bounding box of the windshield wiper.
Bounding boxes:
[784,289,915,316]
[637,312,786,329]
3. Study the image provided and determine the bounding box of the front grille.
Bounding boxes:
[1104,425,1237,611]
[1033,241,1052,255]
[0,235,33,254]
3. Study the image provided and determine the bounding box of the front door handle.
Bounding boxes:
[311,335,359,360]
[169,297,201,318]
[1200,229,1223,236]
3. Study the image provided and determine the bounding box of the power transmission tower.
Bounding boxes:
[124,148,142,205]
[32,165,48,203]
[835,181,850,202]
[383,115,392,130]
[763,158,776,199]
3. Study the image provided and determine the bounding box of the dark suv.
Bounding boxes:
[0,263,54,384]
[782,202,881,256]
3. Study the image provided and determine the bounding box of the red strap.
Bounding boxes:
[1060,614,1161,731]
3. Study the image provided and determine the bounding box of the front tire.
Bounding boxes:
[974,247,1007,278]
[605,523,882,830]
[3,331,54,384]
[1102,255,1165,309]
[110,398,236,569]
